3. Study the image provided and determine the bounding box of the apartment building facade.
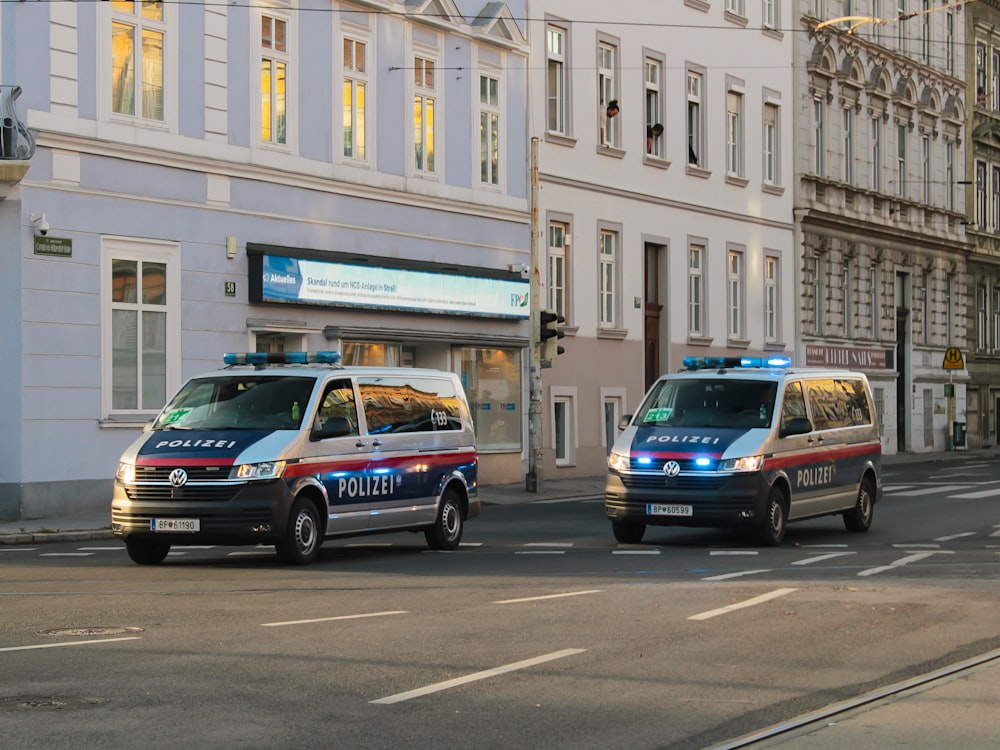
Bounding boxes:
[794,0,971,454]
[526,0,796,477]
[0,0,532,520]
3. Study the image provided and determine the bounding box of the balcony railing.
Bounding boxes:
[1,85,34,160]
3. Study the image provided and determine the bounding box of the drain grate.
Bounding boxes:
[36,626,144,637]
[0,696,109,712]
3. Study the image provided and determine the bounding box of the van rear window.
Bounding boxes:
[804,378,872,429]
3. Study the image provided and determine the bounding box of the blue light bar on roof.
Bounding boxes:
[223,351,342,366]
[683,356,792,371]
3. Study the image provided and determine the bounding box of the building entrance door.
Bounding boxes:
[644,244,663,392]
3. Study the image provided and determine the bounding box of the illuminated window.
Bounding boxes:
[111,0,165,120]
[343,37,367,159]
[414,55,436,172]
[260,14,288,144]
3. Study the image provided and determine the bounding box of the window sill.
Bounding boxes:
[762,27,784,41]
[727,337,752,349]
[644,155,670,170]
[762,183,785,196]
[597,144,626,159]
[597,327,628,340]
[726,174,750,188]
[724,10,749,27]
[99,417,155,429]
[764,342,788,352]
[545,132,578,148]
[684,0,710,11]
[686,335,714,347]
[687,164,711,179]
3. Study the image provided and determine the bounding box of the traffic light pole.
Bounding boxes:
[526,136,543,493]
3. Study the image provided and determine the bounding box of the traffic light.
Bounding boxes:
[539,309,565,361]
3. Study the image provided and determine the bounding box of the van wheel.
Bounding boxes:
[125,538,170,565]
[844,478,875,532]
[425,488,464,550]
[276,498,322,565]
[611,520,646,544]
[757,486,787,546]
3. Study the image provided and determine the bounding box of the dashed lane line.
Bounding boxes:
[857,550,955,577]
[688,588,798,620]
[493,590,604,605]
[934,532,976,542]
[792,551,857,565]
[262,610,408,628]
[0,637,142,653]
[701,569,773,582]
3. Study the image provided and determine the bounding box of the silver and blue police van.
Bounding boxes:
[605,356,882,546]
[112,352,479,565]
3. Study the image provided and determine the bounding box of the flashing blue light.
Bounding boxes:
[683,355,793,371]
[223,351,342,366]
[636,456,652,466]
[694,457,711,467]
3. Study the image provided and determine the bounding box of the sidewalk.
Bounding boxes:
[0,448,994,545]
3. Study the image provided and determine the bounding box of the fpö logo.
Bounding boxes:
[510,292,529,308]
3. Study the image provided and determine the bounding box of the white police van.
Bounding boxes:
[604,356,882,546]
[112,352,479,565]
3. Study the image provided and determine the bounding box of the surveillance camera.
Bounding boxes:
[30,213,49,236]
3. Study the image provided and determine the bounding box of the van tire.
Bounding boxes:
[425,488,464,550]
[125,538,170,565]
[276,498,322,565]
[758,486,787,546]
[611,520,646,544]
[843,478,875,533]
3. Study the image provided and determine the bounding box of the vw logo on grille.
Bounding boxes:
[169,469,188,487]
[663,461,681,478]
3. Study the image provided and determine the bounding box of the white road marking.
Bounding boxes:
[459,542,483,547]
[892,543,940,549]
[892,485,972,497]
[882,485,917,493]
[710,551,759,556]
[515,550,565,555]
[494,590,603,605]
[857,550,955,577]
[992,525,1000,538]
[688,588,798,620]
[262,610,408,627]
[933,532,976,542]
[0,637,142,653]
[524,542,573,547]
[39,553,93,557]
[951,487,1000,500]
[0,548,39,552]
[77,547,124,551]
[801,544,849,548]
[792,551,857,565]
[612,549,661,555]
[370,648,587,705]
[701,569,772,582]
[226,551,273,556]
[346,542,392,548]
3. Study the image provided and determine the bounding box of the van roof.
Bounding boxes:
[661,366,870,381]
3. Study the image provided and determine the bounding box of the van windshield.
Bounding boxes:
[635,379,777,429]
[152,376,315,431]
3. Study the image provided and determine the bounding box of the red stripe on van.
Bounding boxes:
[764,443,880,470]
[136,457,236,467]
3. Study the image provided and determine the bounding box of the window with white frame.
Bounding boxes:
[260,13,288,144]
[688,243,705,336]
[548,220,569,320]
[843,259,853,336]
[977,161,987,229]
[994,166,1000,233]
[598,41,618,147]
[976,42,988,106]
[727,248,744,339]
[922,136,931,204]
[644,56,664,157]
[764,255,779,344]
[920,0,930,64]
[103,240,180,417]
[111,0,166,120]
[869,263,879,339]
[922,271,931,344]
[993,48,1000,111]
[763,102,779,185]
[872,0,883,44]
[599,229,617,328]
[414,55,437,173]
[842,107,853,184]
[726,0,745,15]
[480,72,500,185]
[896,0,906,53]
[811,0,824,16]
[726,87,744,177]
[896,124,907,198]
[993,287,1000,352]
[687,69,704,166]
[946,12,954,75]
[342,36,367,160]
[763,0,776,29]
[946,141,955,212]
[813,254,824,335]
[871,116,882,191]
[945,275,953,343]
[978,285,988,350]
[813,97,825,176]
[551,389,576,466]
[546,24,568,134]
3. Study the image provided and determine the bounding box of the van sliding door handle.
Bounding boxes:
[370,439,383,448]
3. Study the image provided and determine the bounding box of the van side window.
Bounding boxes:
[838,378,872,426]
[358,376,463,434]
[317,380,359,435]
[780,382,807,431]
[807,378,869,430]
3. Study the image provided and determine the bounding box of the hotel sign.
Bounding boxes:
[805,345,888,369]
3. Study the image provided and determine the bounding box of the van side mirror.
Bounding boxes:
[780,416,813,438]
[311,416,353,441]
[618,414,633,430]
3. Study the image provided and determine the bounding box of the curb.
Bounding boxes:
[0,529,115,546]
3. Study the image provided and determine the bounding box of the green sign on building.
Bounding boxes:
[33,236,72,257]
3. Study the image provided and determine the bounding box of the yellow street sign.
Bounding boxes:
[943,347,965,370]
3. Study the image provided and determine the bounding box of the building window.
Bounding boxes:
[103,241,179,417]
[111,0,166,120]
[920,0,930,64]
[480,73,500,185]
[872,0,883,44]
[813,97,825,177]
[546,24,567,134]
[896,0,906,53]
[763,0,776,28]
[842,107,853,184]
[726,88,744,177]
[598,41,618,147]
[688,243,705,336]
[599,229,617,328]
[414,55,436,173]
[870,263,880,339]
[551,389,577,466]
[727,249,744,339]
[946,275,953,344]
[978,286,988,351]
[644,56,664,157]
[843,259,852,336]
[548,220,569,320]
[871,117,882,192]
[977,161,988,230]
[458,347,522,452]
[896,124,907,199]
[976,42,987,107]
[994,287,1000,352]
[763,102,779,185]
[342,37,367,160]
[687,69,704,166]
[813,254,824,336]
[922,136,931,205]
[946,142,955,212]
[946,12,954,76]
[922,271,931,345]
[991,166,1000,233]
[260,13,288,144]
[764,255,779,344]
[726,0,745,14]
[993,48,1000,111]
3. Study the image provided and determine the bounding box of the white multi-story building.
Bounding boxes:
[0,0,532,521]
[526,1,796,476]
[793,1,971,454]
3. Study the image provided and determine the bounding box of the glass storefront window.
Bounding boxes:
[343,342,400,366]
[457,347,522,452]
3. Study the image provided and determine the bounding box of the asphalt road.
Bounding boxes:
[2,456,1000,749]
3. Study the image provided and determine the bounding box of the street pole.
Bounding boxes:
[526,136,543,493]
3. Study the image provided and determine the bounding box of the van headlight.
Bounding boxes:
[116,461,135,484]
[231,461,287,480]
[608,450,631,474]
[719,456,764,473]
